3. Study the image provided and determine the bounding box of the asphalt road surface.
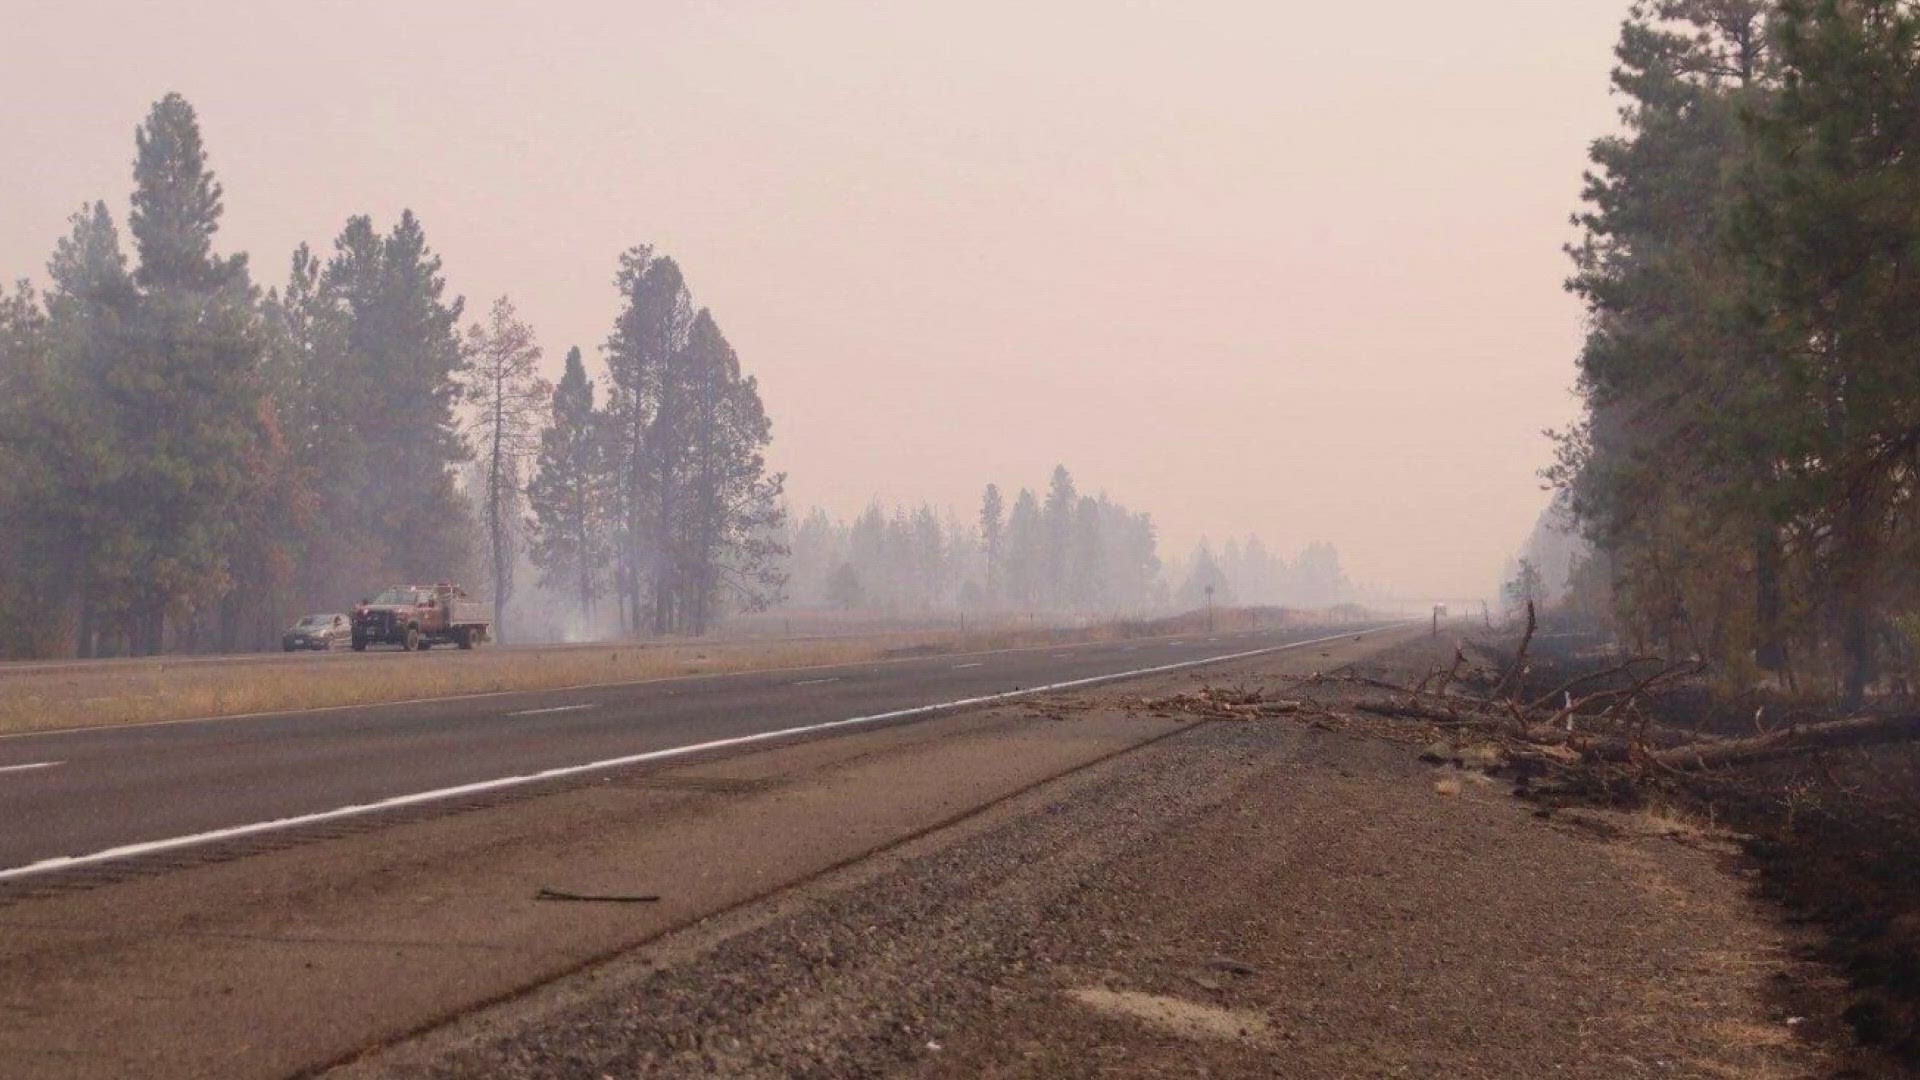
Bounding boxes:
[0,623,1390,880]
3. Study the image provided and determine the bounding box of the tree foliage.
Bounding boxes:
[1557,0,1920,701]
[465,297,550,641]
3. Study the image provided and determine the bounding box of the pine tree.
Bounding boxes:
[37,204,140,654]
[529,346,611,621]
[1555,1,1785,666]
[318,212,473,587]
[602,246,694,633]
[1042,465,1077,608]
[826,561,863,610]
[464,297,550,642]
[117,93,268,653]
[978,484,1004,603]
[1003,488,1043,607]
[259,243,370,612]
[1180,540,1232,606]
[670,311,786,631]
[0,280,62,655]
[1736,0,1920,700]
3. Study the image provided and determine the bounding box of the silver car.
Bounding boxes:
[282,613,350,652]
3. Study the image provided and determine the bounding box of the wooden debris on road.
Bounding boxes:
[535,888,661,904]
[1122,685,1308,721]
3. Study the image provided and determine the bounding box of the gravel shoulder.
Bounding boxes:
[338,642,1836,1079]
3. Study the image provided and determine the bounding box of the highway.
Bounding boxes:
[0,623,1390,881]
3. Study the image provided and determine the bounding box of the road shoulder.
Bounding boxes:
[336,650,1832,1079]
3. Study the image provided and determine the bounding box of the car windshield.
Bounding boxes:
[370,588,418,605]
[297,616,325,627]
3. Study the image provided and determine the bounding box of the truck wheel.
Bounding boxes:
[457,628,475,650]
[402,625,419,652]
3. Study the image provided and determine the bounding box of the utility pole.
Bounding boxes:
[1205,584,1215,633]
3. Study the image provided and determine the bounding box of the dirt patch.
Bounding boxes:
[1064,988,1272,1045]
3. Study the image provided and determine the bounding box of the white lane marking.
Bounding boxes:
[1165,641,1185,646]
[509,704,599,717]
[793,677,840,686]
[0,761,60,775]
[952,662,985,670]
[0,626,1404,883]
[1,626,1318,743]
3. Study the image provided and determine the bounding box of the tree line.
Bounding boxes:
[0,94,782,656]
[779,464,1359,615]
[1556,0,1920,702]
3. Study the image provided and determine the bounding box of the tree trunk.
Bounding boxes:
[76,594,96,659]
[1754,525,1786,673]
[1652,713,1919,772]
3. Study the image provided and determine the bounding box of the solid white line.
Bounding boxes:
[793,677,840,686]
[0,626,1403,883]
[0,761,60,775]
[952,662,985,670]
[508,704,599,717]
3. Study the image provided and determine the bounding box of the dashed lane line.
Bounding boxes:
[0,626,1403,883]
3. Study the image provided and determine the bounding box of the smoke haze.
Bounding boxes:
[2,0,1631,598]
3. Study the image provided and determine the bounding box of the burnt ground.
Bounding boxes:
[1429,621,1920,1080]
[337,633,1849,1080]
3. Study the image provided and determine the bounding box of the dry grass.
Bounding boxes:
[0,608,1328,735]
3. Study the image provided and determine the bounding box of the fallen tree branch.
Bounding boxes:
[1353,697,1492,726]
[1434,647,1468,698]
[1524,655,1664,715]
[535,888,661,904]
[1489,601,1537,702]
[1543,661,1707,732]
[1650,714,1920,772]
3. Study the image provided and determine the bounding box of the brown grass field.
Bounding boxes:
[0,607,1330,736]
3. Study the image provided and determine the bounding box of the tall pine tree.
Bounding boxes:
[119,93,268,653]
[529,346,611,620]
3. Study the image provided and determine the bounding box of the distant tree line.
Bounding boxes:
[1178,537,1356,607]
[1555,1,1920,702]
[779,464,1359,616]
[0,94,781,656]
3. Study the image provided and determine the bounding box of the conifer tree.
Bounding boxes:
[118,94,267,652]
[1003,488,1044,606]
[670,311,786,631]
[464,297,550,641]
[529,346,610,619]
[602,246,693,632]
[39,203,139,654]
[978,484,1004,602]
[318,212,472,586]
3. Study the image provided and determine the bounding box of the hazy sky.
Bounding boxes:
[5,0,1630,599]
